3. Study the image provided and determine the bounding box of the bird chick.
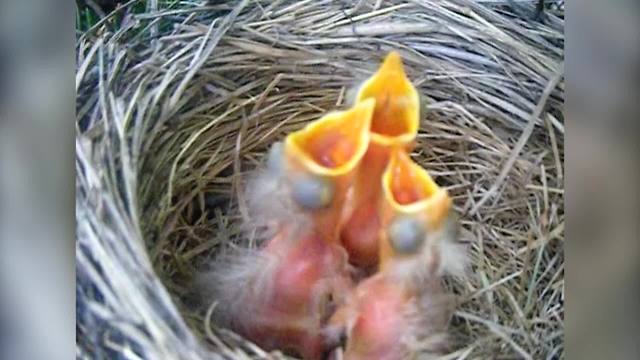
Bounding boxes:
[208,100,375,359]
[327,150,466,360]
[341,51,420,269]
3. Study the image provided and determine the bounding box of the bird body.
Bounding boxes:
[328,273,411,360]
[341,52,420,268]
[209,100,375,359]
[241,231,351,359]
[329,149,461,359]
[203,52,465,359]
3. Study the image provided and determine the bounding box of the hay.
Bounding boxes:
[76,0,564,358]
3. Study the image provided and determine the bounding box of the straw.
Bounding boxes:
[76,1,564,358]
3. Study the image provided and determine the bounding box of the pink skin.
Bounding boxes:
[340,202,381,269]
[236,99,375,358]
[242,232,352,360]
[341,52,418,269]
[340,139,390,269]
[328,275,413,360]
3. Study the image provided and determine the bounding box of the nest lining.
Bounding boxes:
[76,1,564,359]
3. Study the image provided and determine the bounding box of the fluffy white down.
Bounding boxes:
[387,213,469,289]
[403,278,455,356]
[196,162,313,330]
[436,213,469,280]
[437,239,469,280]
[195,248,280,330]
[243,166,311,240]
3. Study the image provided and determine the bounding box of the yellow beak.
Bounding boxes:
[340,52,421,267]
[284,98,375,242]
[379,149,452,267]
[285,98,374,177]
[356,51,420,147]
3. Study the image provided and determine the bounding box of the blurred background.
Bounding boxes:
[0,0,639,359]
[565,0,640,358]
[0,0,74,359]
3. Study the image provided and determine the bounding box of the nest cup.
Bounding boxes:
[76,1,564,359]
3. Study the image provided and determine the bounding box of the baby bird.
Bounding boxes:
[208,100,376,359]
[327,149,466,360]
[341,51,420,269]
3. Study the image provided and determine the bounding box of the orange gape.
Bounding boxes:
[238,100,375,360]
[341,52,420,268]
[211,52,461,360]
[379,149,451,270]
[287,99,375,243]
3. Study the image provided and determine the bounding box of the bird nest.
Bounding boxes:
[76,1,564,359]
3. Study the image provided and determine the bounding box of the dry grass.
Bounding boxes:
[76,1,564,359]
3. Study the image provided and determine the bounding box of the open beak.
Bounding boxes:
[356,51,420,147]
[284,98,375,243]
[379,149,451,269]
[328,150,449,359]
[246,102,374,359]
[341,51,421,268]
